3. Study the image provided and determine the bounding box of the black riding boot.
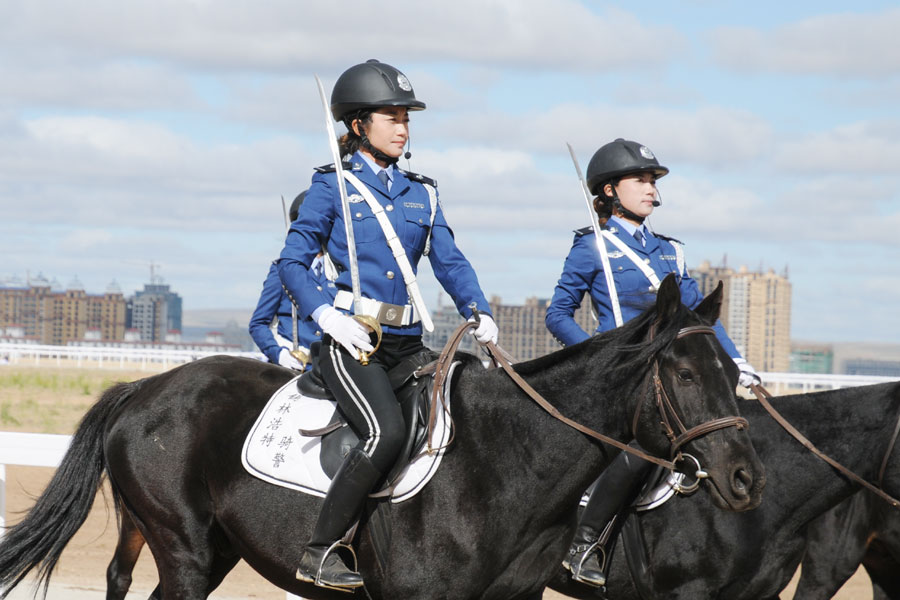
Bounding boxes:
[565,447,653,587]
[296,448,382,590]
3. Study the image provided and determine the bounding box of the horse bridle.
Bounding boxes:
[637,324,749,458]
[426,321,749,475]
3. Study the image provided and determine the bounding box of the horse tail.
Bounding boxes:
[0,379,141,598]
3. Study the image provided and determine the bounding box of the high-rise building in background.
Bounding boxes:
[488,295,594,361]
[0,274,126,345]
[0,266,180,346]
[128,266,183,343]
[692,260,792,372]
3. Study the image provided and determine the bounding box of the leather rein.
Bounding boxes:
[750,383,900,509]
[425,321,748,472]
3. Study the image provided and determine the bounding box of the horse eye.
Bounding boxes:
[677,369,694,382]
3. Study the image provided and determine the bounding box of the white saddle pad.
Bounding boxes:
[241,364,458,503]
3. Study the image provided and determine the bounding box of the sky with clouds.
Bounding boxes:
[1,0,898,344]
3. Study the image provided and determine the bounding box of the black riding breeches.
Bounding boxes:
[318,333,426,475]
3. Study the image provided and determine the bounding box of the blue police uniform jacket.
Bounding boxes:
[277,152,491,335]
[545,221,741,358]
[249,261,335,364]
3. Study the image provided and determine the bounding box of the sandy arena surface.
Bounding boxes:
[2,467,873,600]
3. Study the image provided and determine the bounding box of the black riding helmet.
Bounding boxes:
[289,190,306,222]
[330,59,426,125]
[585,138,669,196]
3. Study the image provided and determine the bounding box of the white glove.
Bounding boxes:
[468,314,499,345]
[277,348,304,370]
[317,306,374,360]
[734,358,761,388]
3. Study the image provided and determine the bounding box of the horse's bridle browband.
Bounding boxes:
[750,383,900,509]
[425,321,748,472]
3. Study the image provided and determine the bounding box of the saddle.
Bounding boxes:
[297,347,447,492]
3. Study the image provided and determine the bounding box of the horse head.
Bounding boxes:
[628,274,765,512]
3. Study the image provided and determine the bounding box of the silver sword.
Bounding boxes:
[566,142,603,241]
[567,142,620,326]
[314,74,381,364]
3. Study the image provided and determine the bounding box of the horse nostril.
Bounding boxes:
[732,467,752,497]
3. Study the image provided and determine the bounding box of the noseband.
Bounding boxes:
[636,324,749,459]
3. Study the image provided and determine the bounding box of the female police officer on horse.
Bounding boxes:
[278,59,497,591]
[545,138,760,587]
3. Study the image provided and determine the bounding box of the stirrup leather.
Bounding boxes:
[302,540,360,593]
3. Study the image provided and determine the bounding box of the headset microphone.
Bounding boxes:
[652,200,661,207]
[404,138,412,160]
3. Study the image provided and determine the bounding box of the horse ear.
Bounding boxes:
[655,273,682,321]
[694,280,724,326]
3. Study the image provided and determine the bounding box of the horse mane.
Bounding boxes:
[514,301,693,392]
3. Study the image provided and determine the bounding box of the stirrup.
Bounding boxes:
[301,540,361,593]
[567,539,608,587]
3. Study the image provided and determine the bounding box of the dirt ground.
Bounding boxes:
[0,363,876,599]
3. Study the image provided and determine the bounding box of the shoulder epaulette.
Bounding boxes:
[399,169,437,188]
[655,232,684,245]
[314,160,361,174]
[574,226,594,237]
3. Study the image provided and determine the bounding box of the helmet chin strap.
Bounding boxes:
[610,194,646,225]
[360,130,399,165]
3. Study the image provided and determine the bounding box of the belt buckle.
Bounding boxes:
[377,303,405,327]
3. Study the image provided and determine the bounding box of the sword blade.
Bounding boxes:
[566,142,604,239]
[315,74,362,315]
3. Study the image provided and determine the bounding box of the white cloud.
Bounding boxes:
[2,1,686,71]
[0,62,196,111]
[773,120,900,175]
[710,8,900,77]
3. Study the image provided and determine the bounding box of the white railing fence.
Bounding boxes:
[0,342,262,371]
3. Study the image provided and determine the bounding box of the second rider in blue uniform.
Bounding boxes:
[278,60,498,591]
[546,138,760,587]
[249,191,335,370]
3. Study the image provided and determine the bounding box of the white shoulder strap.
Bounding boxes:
[341,171,434,332]
[593,230,624,328]
[422,183,438,257]
[672,241,686,277]
[600,230,662,289]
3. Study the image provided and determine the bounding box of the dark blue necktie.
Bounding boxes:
[633,228,645,246]
[377,169,390,191]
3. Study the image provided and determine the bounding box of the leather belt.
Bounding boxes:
[333,290,420,328]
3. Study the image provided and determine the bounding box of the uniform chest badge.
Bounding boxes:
[347,194,364,204]
[403,201,425,209]
[608,251,625,259]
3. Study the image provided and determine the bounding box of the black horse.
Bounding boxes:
[794,490,900,599]
[0,276,764,600]
[544,380,900,599]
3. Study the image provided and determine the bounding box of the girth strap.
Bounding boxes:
[750,383,900,509]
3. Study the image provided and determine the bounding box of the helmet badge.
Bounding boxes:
[396,73,412,92]
[639,145,655,160]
